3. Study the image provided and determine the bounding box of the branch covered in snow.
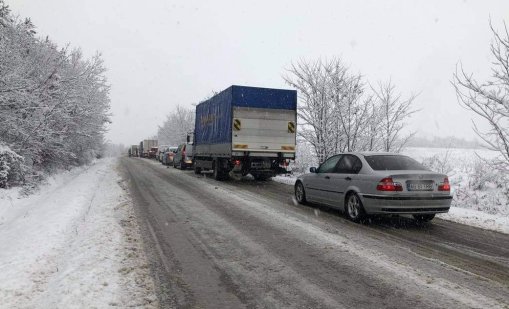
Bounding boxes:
[453,20,509,170]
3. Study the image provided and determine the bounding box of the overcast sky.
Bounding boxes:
[7,0,509,145]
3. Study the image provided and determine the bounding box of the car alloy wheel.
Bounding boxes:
[346,193,364,222]
[295,182,306,204]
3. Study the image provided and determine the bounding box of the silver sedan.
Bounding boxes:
[294,152,452,222]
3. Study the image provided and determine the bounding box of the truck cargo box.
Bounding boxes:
[194,85,297,157]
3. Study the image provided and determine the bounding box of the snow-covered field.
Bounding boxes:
[0,158,157,308]
[273,147,509,234]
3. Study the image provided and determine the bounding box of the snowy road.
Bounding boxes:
[120,157,509,309]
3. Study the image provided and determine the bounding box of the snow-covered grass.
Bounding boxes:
[403,147,508,216]
[0,158,157,308]
[273,147,509,234]
[438,207,509,234]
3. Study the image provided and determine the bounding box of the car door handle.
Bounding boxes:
[324,176,330,179]
[345,177,352,181]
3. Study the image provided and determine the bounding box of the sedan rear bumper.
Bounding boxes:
[360,194,452,214]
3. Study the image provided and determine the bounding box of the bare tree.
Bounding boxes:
[329,71,372,153]
[370,80,418,152]
[283,58,371,163]
[157,105,195,146]
[284,57,420,163]
[453,21,509,169]
[283,59,335,163]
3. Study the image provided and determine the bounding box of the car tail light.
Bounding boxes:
[377,177,403,191]
[438,177,450,191]
[233,159,241,166]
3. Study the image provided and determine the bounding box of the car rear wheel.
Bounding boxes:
[295,181,307,204]
[345,193,365,223]
[413,214,435,222]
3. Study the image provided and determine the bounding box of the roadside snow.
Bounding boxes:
[272,174,297,186]
[438,207,509,234]
[0,158,157,308]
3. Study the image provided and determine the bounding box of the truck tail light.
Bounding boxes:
[438,177,450,191]
[377,177,403,191]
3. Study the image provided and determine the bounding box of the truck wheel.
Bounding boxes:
[213,160,224,181]
[194,165,202,174]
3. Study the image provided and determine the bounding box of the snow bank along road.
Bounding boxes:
[0,158,157,308]
[121,157,509,309]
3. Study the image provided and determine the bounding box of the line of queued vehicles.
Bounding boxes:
[127,85,452,223]
[129,85,297,180]
[128,141,192,169]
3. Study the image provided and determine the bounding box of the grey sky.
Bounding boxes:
[7,0,509,145]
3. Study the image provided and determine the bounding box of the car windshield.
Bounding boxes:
[364,155,428,171]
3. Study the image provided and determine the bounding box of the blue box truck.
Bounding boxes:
[192,85,297,180]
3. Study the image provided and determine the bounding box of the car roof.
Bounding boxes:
[343,152,406,157]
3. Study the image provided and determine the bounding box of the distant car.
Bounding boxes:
[162,146,178,166]
[295,152,452,223]
[157,145,169,162]
[173,143,193,169]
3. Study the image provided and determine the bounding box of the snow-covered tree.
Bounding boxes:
[370,80,418,152]
[284,58,416,163]
[284,58,373,162]
[157,105,195,146]
[453,21,509,170]
[283,59,336,163]
[0,144,24,188]
[0,1,110,186]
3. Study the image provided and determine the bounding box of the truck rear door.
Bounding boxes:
[231,107,296,157]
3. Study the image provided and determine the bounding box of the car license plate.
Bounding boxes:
[407,181,434,191]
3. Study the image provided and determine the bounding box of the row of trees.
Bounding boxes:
[284,58,417,163]
[155,22,507,173]
[286,21,509,170]
[0,1,110,187]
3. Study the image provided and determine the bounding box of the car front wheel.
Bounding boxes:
[345,193,365,222]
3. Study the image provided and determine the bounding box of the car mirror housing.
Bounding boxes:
[310,167,317,173]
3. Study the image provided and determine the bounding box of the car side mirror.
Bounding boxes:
[310,167,317,173]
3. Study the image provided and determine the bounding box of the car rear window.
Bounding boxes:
[364,155,428,171]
